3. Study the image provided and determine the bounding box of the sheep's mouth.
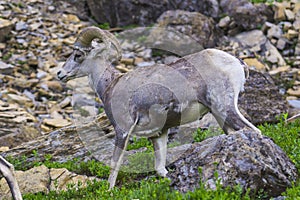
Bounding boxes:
[59,74,78,82]
[57,71,76,82]
[57,74,67,82]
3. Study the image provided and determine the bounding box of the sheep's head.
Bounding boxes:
[57,26,121,82]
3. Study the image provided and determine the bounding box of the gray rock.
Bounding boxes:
[0,60,14,75]
[218,16,231,28]
[85,0,221,27]
[295,35,300,56]
[239,69,288,125]
[168,130,298,197]
[0,165,49,198]
[280,21,293,31]
[86,0,169,27]
[73,0,272,31]
[293,12,300,30]
[219,0,273,31]
[265,40,286,65]
[136,61,155,68]
[288,99,300,109]
[272,196,286,200]
[0,122,40,148]
[0,18,13,42]
[276,38,287,50]
[234,30,286,66]
[267,24,283,39]
[156,10,221,49]
[15,21,28,31]
[174,0,220,18]
[285,9,295,21]
[118,24,205,57]
[0,165,99,199]
[1,125,92,163]
[234,29,267,51]
[164,56,180,65]
[49,167,99,191]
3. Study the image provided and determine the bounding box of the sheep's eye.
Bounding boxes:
[74,52,84,62]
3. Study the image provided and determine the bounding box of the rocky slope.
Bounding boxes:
[0,0,299,198]
[0,0,299,148]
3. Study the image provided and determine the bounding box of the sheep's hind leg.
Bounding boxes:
[151,130,168,177]
[211,104,261,134]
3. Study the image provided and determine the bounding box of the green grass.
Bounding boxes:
[6,155,111,179]
[258,115,300,170]
[250,0,283,3]
[22,176,253,200]
[4,117,300,199]
[127,136,153,151]
[193,127,224,143]
[97,23,110,30]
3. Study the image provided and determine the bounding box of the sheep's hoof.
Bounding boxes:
[157,167,168,177]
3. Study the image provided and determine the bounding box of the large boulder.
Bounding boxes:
[168,130,298,197]
[219,0,273,33]
[73,0,272,29]
[117,10,221,56]
[85,0,220,27]
[86,0,170,27]
[239,69,288,125]
[1,124,93,163]
[156,10,221,49]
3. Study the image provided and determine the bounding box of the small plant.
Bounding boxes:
[98,107,104,114]
[2,52,12,61]
[127,136,153,151]
[193,127,224,143]
[75,106,90,117]
[98,23,110,30]
[250,0,283,3]
[137,35,147,43]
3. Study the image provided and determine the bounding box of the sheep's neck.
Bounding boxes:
[88,63,122,101]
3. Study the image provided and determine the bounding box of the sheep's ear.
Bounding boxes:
[92,47,107,57]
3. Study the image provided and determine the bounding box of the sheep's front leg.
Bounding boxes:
[108,133,129,190]
[108,122,137,189]
[108,145,125,189]
[151,131,168,177]
[0,156,22,200]
[108,119,138,189]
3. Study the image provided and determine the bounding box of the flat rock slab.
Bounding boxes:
[168,130,298,197]
[0,165,99,199]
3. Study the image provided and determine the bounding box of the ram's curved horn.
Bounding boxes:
[74,26,122,61]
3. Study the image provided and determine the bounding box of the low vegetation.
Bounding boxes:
[5,116,300,199]
[250,0,283,3]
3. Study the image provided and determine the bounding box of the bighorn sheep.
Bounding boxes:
[0,156,22,200]
[57,26,260,189]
